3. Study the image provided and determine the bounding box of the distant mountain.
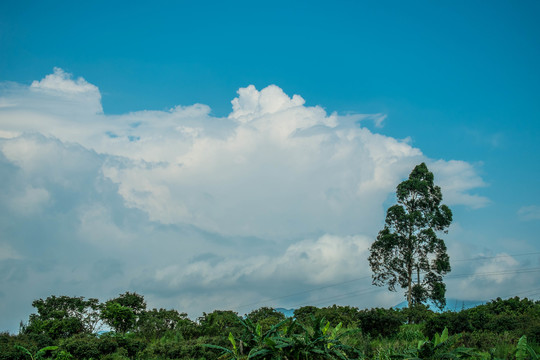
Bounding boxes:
[393,298,485,312]
[275,308,295,318]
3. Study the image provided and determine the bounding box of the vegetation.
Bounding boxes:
[2,294,539,359]
[369,162,453,309]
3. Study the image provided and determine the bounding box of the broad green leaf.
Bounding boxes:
[228,332,237,352]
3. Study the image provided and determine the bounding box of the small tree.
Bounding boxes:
[368,162,452,309]
[138,308,192,339]
[100,292,146,334]
[100,302,136,334]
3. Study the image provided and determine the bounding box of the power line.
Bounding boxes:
[417,266,540,278]
[500,287,540,299]
[278,267,540,311]
[232,265,540,313]
[292,287,384,309]
[234,275,372,310]
[445,267,540,279]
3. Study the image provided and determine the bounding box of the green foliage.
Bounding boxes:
[137,308,194,340]
[315,305,362,329]
[14,345,58,360]
[246,307,286,332]
[206,315,361,360]
[22,296,100,340]
[100,292,147,335]
[56,332,146,360]
[294,305,361,329]
[368,163,452,309]
[10,292,540,360]
[0,332,55,360]
[394,324,426,342]
[101,302,136,335]
[276,316,361,360]
[459,330,514,350]
[400,303,435,325]
[293,306,319,325]
[294,306,404,338]
[394,327,478,360]
[198,310,243,338]
[53,350,73,360]
[109,333,146,358]
[516,336,538,360]
[357,308,405,338]
[143,333,222,359]
[101,347,130,360]
[109,292,146,315]
[424,297,540,344]
[58,335,101,360]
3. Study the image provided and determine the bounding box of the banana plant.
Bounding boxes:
[204,331,247,360]
[393,328,477,360]
[516,335,538,360]
[205,316,360,359]
[14,345,59,360]
[264,316,360,360]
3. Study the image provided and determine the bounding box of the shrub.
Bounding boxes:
[357,308,405,338]
[59,334,100,360]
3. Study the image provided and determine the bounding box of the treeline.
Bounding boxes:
[1,294,539,359]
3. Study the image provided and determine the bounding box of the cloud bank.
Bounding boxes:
[0,69,500,332]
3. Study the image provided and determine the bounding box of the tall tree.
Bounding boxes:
[368,163,452,309]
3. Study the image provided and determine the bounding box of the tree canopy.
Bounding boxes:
[22,295,101,340]
[368,162,452,309]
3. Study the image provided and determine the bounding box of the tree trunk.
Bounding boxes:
[407,265,412,309]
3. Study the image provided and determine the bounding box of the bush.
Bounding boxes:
[0,333,56,360]
[197,310,242,338]
[394,324,426,342]
[425,297,540,340]
[357,308,405,338]
[96,334,118,355]
[142,335,222,359]
[316,305,361,328]
[293,306,319,325]
[59,334,101,360]
[459,330,518,350]
[246,307,286,332]
[400,303,435,324]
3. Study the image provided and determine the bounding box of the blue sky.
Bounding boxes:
[0,1,539,333]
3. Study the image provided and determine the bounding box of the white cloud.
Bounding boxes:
[229,84,307,123]
[30,67,102,114]
[133,234,374,314]
[31,67,99,95]
[447,253,535,301]
[472,254,519,284]
[430,160,490,208]
[0,68,500,332]
[518,205,540,221]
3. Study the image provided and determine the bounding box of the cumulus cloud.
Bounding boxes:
[30,67,102,114]
[430,160,489,208]
[137,234,371,292]
[134,234,376,314]
[0,68,498,332]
